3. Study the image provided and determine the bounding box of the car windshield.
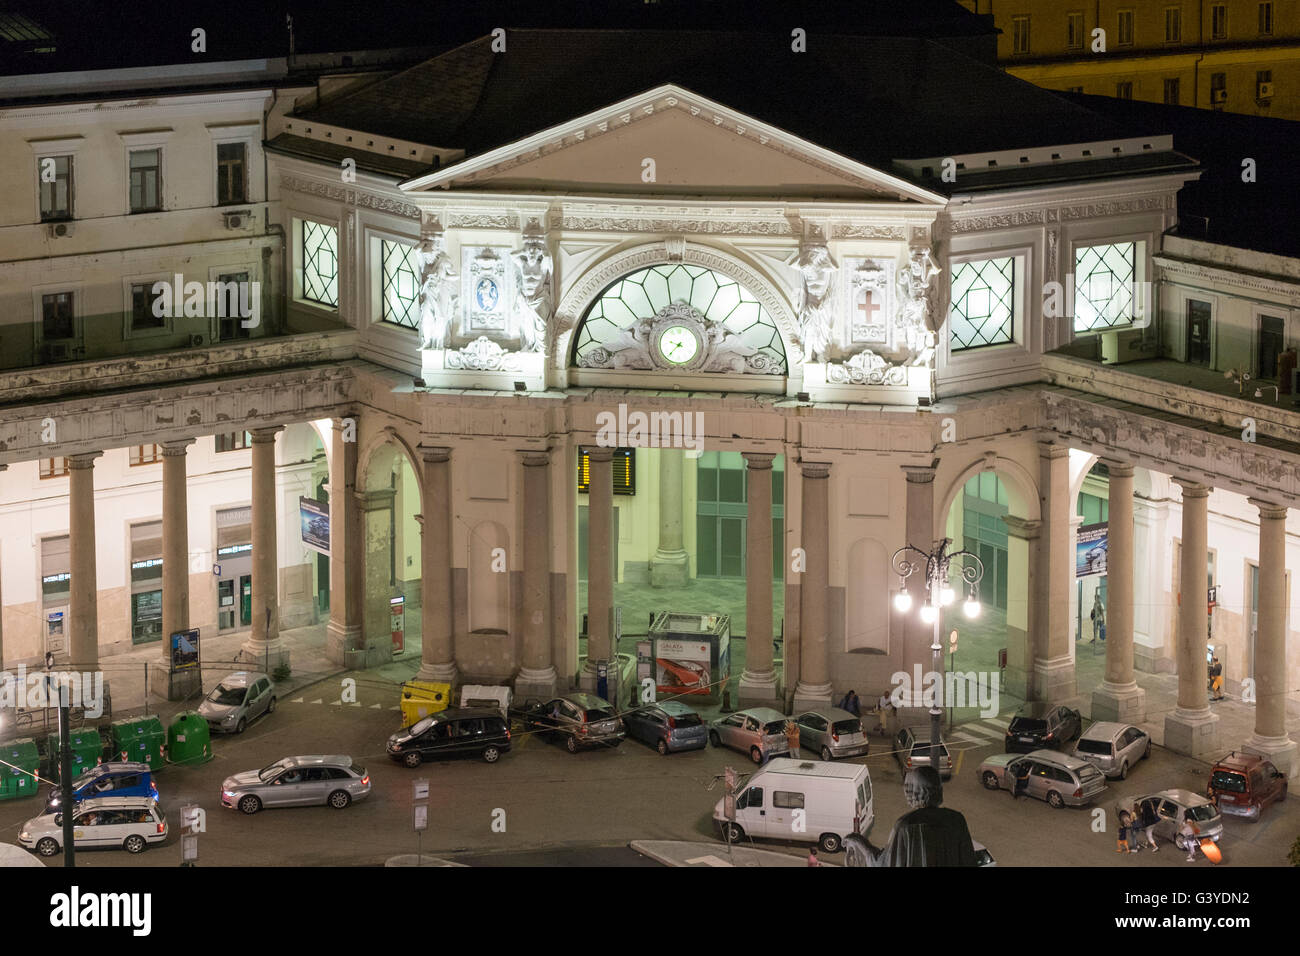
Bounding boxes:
[585,709,615,723]
[671,713,703,727]
[1187,803,1219,822]
[1076,739,1112,755]
[409,717,435,736]
[1010,717,1047,732]
[208,683,246,706]
[913,741,949,757]
[1210,771,1247,793]
[258,759,292,781]
[69,768,101,791]
[832,719,861,735]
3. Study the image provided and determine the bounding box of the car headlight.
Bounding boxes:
[19,831,28,840]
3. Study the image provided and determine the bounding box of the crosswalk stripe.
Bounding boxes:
[986,717,1011,728]
[948,731,981,744]
[959,723,1006,742]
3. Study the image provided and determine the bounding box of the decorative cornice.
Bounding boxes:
[937,195,1167,239]
[279,174,421,219]
[831,224,907,240]
[559,213,792,235]
[1154,257,1300,304]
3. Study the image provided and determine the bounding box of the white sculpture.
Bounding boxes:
[896,247,942,367]
[703,324,758,373]
[417,228,458,350]
[511,221,553,353]
[794,239,837,363]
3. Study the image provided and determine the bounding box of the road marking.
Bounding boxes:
[954,750,965,777]
[330,700,342,706]
[948,731,981,744]
[370,703,381,709]
[390,705,400,711]
[958,723,1006,742]
[290,697,304,704]
[310,699,323,705]
[684,854,734,867]
[986,717,1011,728]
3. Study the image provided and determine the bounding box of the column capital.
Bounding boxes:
[586,446,616,463]
[331,412,359,429]
[1248,498,1289,520]
[1037,441,1070,461]
[1002,515,1042,540]
[249,426,283,444]
[355,488,396,511]
[799,459,831,479]
[519,449,551,467]
[741,452,776,470]
[67,451,103,469]
[901,463,936,483]
[1102,459,1135,479]
[160,438,195,457]
[418,445,452,464]
[1174,478,1210,499]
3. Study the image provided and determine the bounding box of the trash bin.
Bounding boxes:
[166,712,211,765]
[110,717,166,770]
[0,739,40,801]
[398,681,451,727]
[46,730,107,780]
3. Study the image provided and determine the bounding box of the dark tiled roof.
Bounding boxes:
[264,134,434,179]
[299,30,1146,177]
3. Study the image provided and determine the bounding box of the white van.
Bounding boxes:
[713,758,873,853]
[460,684,513,718]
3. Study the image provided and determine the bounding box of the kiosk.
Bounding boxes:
[649,611,730,704]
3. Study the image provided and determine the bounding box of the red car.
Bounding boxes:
[1207,752,1288,820]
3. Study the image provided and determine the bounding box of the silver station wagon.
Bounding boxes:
[221,755,371,814]
[710,708,790,764]
[1073,721,1151,779]
[796,708,869,760]
[979,749,1108,808]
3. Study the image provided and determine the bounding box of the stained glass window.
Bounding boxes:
[949,258,1015,351]
[301,220,338,307]
[573,264,786,373]
[1074,242,1137,331]
[381,240,420,329]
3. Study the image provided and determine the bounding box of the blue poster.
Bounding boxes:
[1076,523,1108,577]
[299,497,330,555]
[171,628,200,671]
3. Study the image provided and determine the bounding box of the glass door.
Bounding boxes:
[1186,299,1212,366]
[1258,315,1284,380]
[239,575,253,627]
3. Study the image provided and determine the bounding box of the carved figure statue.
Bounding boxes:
[702,324,758,373]
[594,315,657,369]
[417,229,458,350]
[896,247,942,367]
[845,766,978,867]
[511,222,553,353]
[794,240,837,363]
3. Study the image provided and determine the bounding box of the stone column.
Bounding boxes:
[650,449,689,587]
[325,417,363,667]
[900,464,938,705]
[1035,442,1076,701]
[358,488,396,668]
[1165,480,1219,756]
[416,446,456,683]
[0,464,6,667]
[68,452,102,669]
[794,460,833,710]
[583,447,615,679]
[1001,516,1040,701]
[240,427,288,670]
[739,452,778,708]
[1093,461,1146,722]
[149,439,200,699]
[517,449,557,698]
[1245,499,1297,776]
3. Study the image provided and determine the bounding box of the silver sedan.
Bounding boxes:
[221,755,371,815]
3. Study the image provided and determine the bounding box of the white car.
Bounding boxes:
[19,796,167,857]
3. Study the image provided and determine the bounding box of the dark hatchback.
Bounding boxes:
[623,700,708,754]
[386,707,512,766]
[1005,703,1082,754]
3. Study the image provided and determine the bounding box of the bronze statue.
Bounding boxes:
[845,766,977,867]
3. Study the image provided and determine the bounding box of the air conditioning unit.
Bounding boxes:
[46,221,74,239]
[221,210,251,230]
[1211,88,1228,103]
[1257,82,1275,99]
[1100,328,1148,365]
[189,334,206,347]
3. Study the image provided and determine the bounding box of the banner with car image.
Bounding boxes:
[1076,522,1108,577]
[299,497,330,555]
[655,639,712,696]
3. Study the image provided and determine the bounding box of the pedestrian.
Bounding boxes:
[785,719,801,759]
[1012,761,1031,800]
[807,846,821,867]
[1209,655,1225,701]
[1090,592,1106,644]
[841,689,861,717]
[876,692,893,736]
[1137,799,1159,851]
[1116,808,1133,854]
[1179,818,1201,863]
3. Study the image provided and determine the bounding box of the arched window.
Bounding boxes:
[573,264,786,374]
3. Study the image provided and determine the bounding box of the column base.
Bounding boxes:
[1243,732,1299,779]
[325,622,362,667]
[514,665,557,701]
[792,680,833,713]
[1032,655,1076,702]
[416,661,459,684]
[1163,706,1221,758]
[738,669,781,710]
[148,659,201,702]
[1091,681,1147,724]
[650,550,690,588]
[239,638,289,675]
[345,639,393,671]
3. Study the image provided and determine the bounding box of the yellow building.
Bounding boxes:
[958,0,1300,118]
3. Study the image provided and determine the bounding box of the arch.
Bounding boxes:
[357,426,425,506]
[553,240,800,370]
[937,453,1041,533]
[468,520,510,634]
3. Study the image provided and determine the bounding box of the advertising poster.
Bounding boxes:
[1076,522,1108,577]
[299,497,330,555]
[170,628,200,672]
[655,638,712,696]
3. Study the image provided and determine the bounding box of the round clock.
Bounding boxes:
[657,324,700,365]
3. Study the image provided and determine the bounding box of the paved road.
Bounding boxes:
[1,671,1293,867]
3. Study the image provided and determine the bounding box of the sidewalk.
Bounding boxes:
[630,839,836,867]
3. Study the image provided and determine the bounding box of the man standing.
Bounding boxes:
[785,719,802,759]
[1013,761,1031,800]
[1209,655,1225,701]
[1090,592,1106,644]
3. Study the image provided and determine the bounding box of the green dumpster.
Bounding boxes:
[110,717,165,770]
[45,730,106,780]
[0,738,41,801]
[166,712,211,765]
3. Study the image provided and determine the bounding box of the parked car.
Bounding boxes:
[517,694,625,753]
[1005,703,1082,753]
[45,761,157,813]
[1123,789,1223,844]
[19,796,167,857]
[221,755,371,814]
[623,700,707,754]
[713,757,873,853]
[387,707,511,766]
[198,671,276,734]
[1072,722,1151,779]
[1206,752,1288,820]
[894,725,952,779]
[796,708,869,760]
[709,708,789,764]
[979,749,1107,808]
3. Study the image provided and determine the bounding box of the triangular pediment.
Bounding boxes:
[402,85,942,204]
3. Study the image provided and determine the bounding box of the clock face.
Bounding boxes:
[658,325,699,365]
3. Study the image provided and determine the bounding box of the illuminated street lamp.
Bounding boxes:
[891,538,985,772]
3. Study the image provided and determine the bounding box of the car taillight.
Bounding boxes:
[667,717,677,729]
[361,775,370,786]
[156,823,165,833]
[579,724,589,735]
[1046,732,1054,741]
[832,732,839,742]
[1073,787,1082,798]
[905,758,912,768]
[505,728,511,740]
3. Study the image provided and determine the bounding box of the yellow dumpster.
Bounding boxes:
[399,681,450,727]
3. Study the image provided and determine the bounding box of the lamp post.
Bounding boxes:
[45,652,74,867]
[891,539,984,774]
